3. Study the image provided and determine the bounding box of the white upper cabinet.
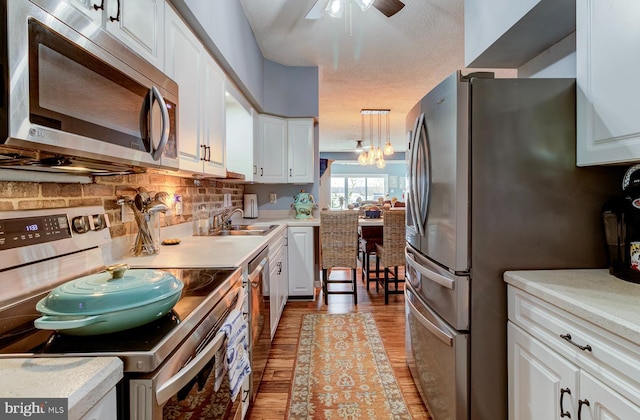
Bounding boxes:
[165,5,225,177]
[288,119,315,183]
[256,115,314,184]
[576,0,640,166]
[464,0,574,68]
[201,54,226,176]
[226,87,256,182]
[65,0,165,70]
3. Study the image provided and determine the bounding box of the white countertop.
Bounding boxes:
[117,215,382,269]
[504,269,640,345]
[0,357,122,419]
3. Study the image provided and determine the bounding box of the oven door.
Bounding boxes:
[128,283,249,420]
[406,285,468,420]
[3,0,179,172]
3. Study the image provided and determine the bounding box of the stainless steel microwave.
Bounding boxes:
[0,0,179,175]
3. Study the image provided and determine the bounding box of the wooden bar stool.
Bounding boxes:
[359,225,383,291]
[320,210,359,305]
[375,209,406,304]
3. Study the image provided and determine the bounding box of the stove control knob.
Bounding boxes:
[92,214,110,231]
[72,216,90,234]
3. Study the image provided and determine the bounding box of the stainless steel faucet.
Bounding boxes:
[213,208,244,230]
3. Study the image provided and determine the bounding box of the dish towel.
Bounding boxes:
[214,308,251,401]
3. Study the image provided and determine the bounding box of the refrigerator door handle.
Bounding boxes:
[406,288,453,346]
[409,114,425,236]
[406,248,455,290]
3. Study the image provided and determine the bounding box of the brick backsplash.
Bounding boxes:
[0,174,244,238]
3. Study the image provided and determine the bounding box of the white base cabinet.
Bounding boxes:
[268,229,288,340]
[507,286,640,419]
[577,0,640,166]
[287,227,315,298]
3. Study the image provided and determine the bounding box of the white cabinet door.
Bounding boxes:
[165,6,203,173]
[287,118,314,183]
[257,115,288,183]
[287,227,315,297]
[201,54,226,177]
[280,235,289,312]
[165,5,226,176]
[576,0,640,165]
[269,247,281,340]
[65,0,164,70]
[508,322,579,420]
[256,115,315,184]
[579,370,640,420]
[105,0,164,70]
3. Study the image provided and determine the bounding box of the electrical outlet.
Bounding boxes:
[269,193,277,204]
[224,193,231,207]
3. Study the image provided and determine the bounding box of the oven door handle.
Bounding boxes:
[155,289,244,405]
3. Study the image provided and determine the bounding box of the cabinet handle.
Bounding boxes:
[253,165,257,175]
[560,333,592,352]
[242,388,250,403]
[289,168,292,177]
[206,146,211,162]
[260,168,263,176]
[560,388,571,418]
[93,0,104,10]
[578,399,590,420]
[109,0,121,22]
[200,145,207,161]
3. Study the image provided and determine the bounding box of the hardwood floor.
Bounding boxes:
[248,268,432,419]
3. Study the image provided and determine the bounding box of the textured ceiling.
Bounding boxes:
[239,0,466,153]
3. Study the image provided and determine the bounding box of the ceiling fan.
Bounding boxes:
[305,0,405,20]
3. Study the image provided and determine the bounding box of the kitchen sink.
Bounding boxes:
[209,224,278,236]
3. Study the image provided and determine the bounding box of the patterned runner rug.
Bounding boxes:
[287,313,412,419]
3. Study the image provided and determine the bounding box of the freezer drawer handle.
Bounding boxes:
[405,250,455,290]
[560,333,592,352]
[405,288,453,346]
[560,388,571,418]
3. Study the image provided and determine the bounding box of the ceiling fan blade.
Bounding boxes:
[305,0,329,19]
[373,0,405,17]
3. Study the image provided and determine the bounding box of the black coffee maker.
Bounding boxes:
[603,164,640,283]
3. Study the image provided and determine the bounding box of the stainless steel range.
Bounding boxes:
[0,206,246,419]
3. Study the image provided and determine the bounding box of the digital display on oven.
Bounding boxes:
[0,214,71,250]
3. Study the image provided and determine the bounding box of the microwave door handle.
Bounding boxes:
[150,86,170,161]
[405,247,455,290]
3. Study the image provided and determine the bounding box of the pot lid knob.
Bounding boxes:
[105,263,130,279]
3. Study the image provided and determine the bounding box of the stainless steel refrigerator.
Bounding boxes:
[404,71,623,420]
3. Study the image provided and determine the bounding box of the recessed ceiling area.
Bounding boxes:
[239,0,467,153]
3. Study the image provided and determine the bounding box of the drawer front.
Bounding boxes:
[508,286,640,406]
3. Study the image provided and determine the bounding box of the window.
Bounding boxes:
[330,174,387,209]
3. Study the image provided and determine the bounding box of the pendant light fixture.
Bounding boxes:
[358,109,392,167]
